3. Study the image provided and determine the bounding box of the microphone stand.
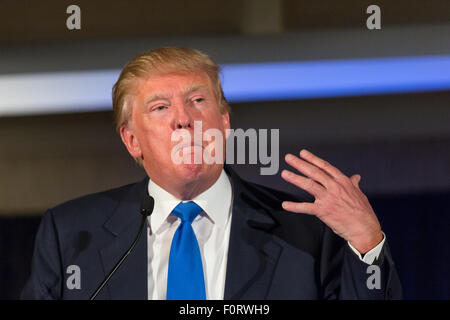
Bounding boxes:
[90,195,154,300]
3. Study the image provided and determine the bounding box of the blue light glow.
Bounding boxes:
[220,55,450,102]
[1,55,449,116]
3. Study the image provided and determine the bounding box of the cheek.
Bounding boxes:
[203,109,224,126]
[139,126,173,155]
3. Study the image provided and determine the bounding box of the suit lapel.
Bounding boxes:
[99,179,149,300]
[95,169,281,300]
[224,167,283,300]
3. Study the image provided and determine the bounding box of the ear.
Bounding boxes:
[221,112,231,138]
[119,124,143,159]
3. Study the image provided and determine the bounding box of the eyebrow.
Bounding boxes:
[144,84,209,106]
[144,93,170,105]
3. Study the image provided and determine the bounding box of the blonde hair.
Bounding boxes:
[112,47,230,133]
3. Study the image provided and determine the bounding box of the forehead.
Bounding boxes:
[134,71,213,96]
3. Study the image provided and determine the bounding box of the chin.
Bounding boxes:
[175,163,208,180]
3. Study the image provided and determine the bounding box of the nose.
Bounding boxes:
[172,101,193,130]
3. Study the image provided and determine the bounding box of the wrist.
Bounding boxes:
[349,231,384,254]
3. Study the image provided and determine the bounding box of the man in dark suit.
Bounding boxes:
[21,47,402,300]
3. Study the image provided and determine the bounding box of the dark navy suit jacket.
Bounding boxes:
[21,167,402,299]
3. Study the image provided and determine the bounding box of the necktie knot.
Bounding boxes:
[172,201,203,224]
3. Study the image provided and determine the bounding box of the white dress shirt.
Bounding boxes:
[147,170,233,300]
[146,169,385,300]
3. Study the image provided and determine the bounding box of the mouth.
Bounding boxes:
[175,142,204,153]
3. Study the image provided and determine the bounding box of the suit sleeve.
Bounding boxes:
[319,226,402,300]
[20,209,63,300]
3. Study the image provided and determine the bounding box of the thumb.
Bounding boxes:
[350,174,361,188]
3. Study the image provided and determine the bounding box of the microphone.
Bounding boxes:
[90,194,154,300]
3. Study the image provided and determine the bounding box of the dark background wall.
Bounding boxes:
[1,0,449,299]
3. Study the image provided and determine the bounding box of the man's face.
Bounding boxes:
[120,71,230,195]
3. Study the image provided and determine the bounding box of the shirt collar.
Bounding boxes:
[148,169,232,234]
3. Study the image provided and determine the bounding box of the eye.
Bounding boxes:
[153,105,167,111]
[193,98,204,103]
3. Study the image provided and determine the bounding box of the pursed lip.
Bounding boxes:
[174,142,204,153]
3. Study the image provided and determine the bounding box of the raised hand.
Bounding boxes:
[281,149,383,254]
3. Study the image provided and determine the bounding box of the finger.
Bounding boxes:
[282,201,316,215]
[285,153,333,189]
[350,174,361,188]
[299,149,348,182]
[281,170,325,198]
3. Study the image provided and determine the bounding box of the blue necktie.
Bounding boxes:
[167,201,206,300]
